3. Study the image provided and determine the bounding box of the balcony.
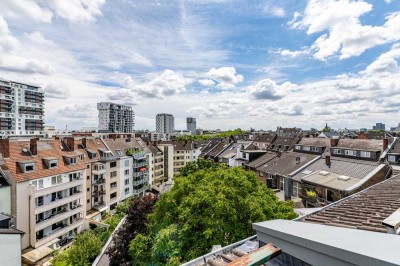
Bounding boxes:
[35,206,83,231]
[92,179,105,185]
[93,201,106,211]
[34,178,84,197]
[35,192,83,215]
[34,218,83,248]
[133,162,148,168]
[132,177,149,186]
[92,189,106,196]
[133,170,149,177]
[132,186,147,195]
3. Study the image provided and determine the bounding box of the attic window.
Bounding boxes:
[25,163,35,172]
[50,160,58,168]
[311,147,319,152]
[333,149,341,154]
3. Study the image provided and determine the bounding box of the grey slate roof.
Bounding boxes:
[388,139,400,155]
[335,139,383,152]
[256,152,319,177]
[292,156,380,182]
[253,134,276,143]
[246,152,277,169]
[296,138,330,147]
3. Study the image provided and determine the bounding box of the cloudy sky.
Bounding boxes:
[0,0,399,131]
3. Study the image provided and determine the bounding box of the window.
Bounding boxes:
[35,196,44,207]
[333,149,341,154]
[303,146,310,151]
[110,182,117,189]
[124,160,129,167]
[32,179,43,189]
[87,188,90,192]
[110,161,117,168]
[87,199,90,203]
[124,169,129,175]
[388,155,397,163]
[49,160,58,168]
[125,188,129,194]
[294,145,301,150]
[111,171,117,178]
[51,175,62,185]
[87,176,90,180]
[78,154,84,160]
[110,192,117,199]
[70,157,77,165]
[345,150,356,156]
[311,147,319,152]
[360,151,371,158]
[124,179,129,185]
[24,163,35,172]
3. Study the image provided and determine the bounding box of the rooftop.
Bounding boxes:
[300,174,400,233]
[335,139,383,152]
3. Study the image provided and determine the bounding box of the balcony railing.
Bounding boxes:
[132,177,149,186]
[133,170,149,177]
[92,179,105,185]
[132,186,147,195]
[133,162,148,168]
[36,208,67,225]
[92,190,106,196]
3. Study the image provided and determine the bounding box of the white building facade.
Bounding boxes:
[156,113,174,134]
[97,102,135,133]
[0,78,44,137]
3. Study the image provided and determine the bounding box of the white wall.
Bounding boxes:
[0,186,11,214]
[0,234,22,266]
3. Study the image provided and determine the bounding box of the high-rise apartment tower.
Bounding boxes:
[156,113,174,134]
[97,102,135,133]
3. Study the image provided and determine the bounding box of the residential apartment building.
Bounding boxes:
[97,102,135,133]
[0,214,24,266]
[0,138,86,250]
[372,122,385,131]
[156,113,174,134]
[0,78,44,137]
[186,117,196,135]
[161,141,200,176]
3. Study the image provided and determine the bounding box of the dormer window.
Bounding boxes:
[311,147,319,152]
[63,155,77,165]
[303,146,311,151]
[345,150,356,156]
[43,158,58,169]
[333,149,341,154]
[18,161,36,173]
[360,151,371,158]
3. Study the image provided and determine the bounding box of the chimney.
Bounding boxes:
[325,155,331,166]
[330,138,337,147]
[383,138,389,152]
[284,177,292,201]
[82,138,87,148]
[65,137,75,151]
[30,138,38,156]
[0,138,10,158]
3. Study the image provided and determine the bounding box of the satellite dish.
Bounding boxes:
[296,156,301,162]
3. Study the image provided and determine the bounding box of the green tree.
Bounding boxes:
[66,230,103,266]
[130,165,297,264]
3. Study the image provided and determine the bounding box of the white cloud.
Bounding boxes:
[362,43,400,75]
[198,79,215,86]
[263,4,285,17]
[278,48,310,57]
[206,67,244,89]
[125,70,192,99]
[0,16,54,74]
[0,0,105,23]
[289,0,400,60]
[247,78,296,100]
[0,0,53,23]
[107,88,137,106]
[43,83,70,99]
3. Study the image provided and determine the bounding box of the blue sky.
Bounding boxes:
[0,0,399,131]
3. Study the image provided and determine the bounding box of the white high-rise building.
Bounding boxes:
[156,113,174,134]
[0,78,44,137]
[187,117,196,135]
[97,102,135,133]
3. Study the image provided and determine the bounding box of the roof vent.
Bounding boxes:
[319,171,329,176]
[338,175,350,181]
[22,148,28,153]
[302,170,312,175]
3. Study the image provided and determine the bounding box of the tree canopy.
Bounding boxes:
[106,194,159,266]
[129,160,297,265]
[176,128,244,141]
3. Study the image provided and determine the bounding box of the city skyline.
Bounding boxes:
[0,0,399,131]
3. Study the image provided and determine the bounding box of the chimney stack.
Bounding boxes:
[330,138,337,147]
[0,138,10,158]
[325,155,331,166]
[30,138,38,156]
[284,177,292,201]
[383,138,389,152]
[82,138,87,148]
[65,137,75,151]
